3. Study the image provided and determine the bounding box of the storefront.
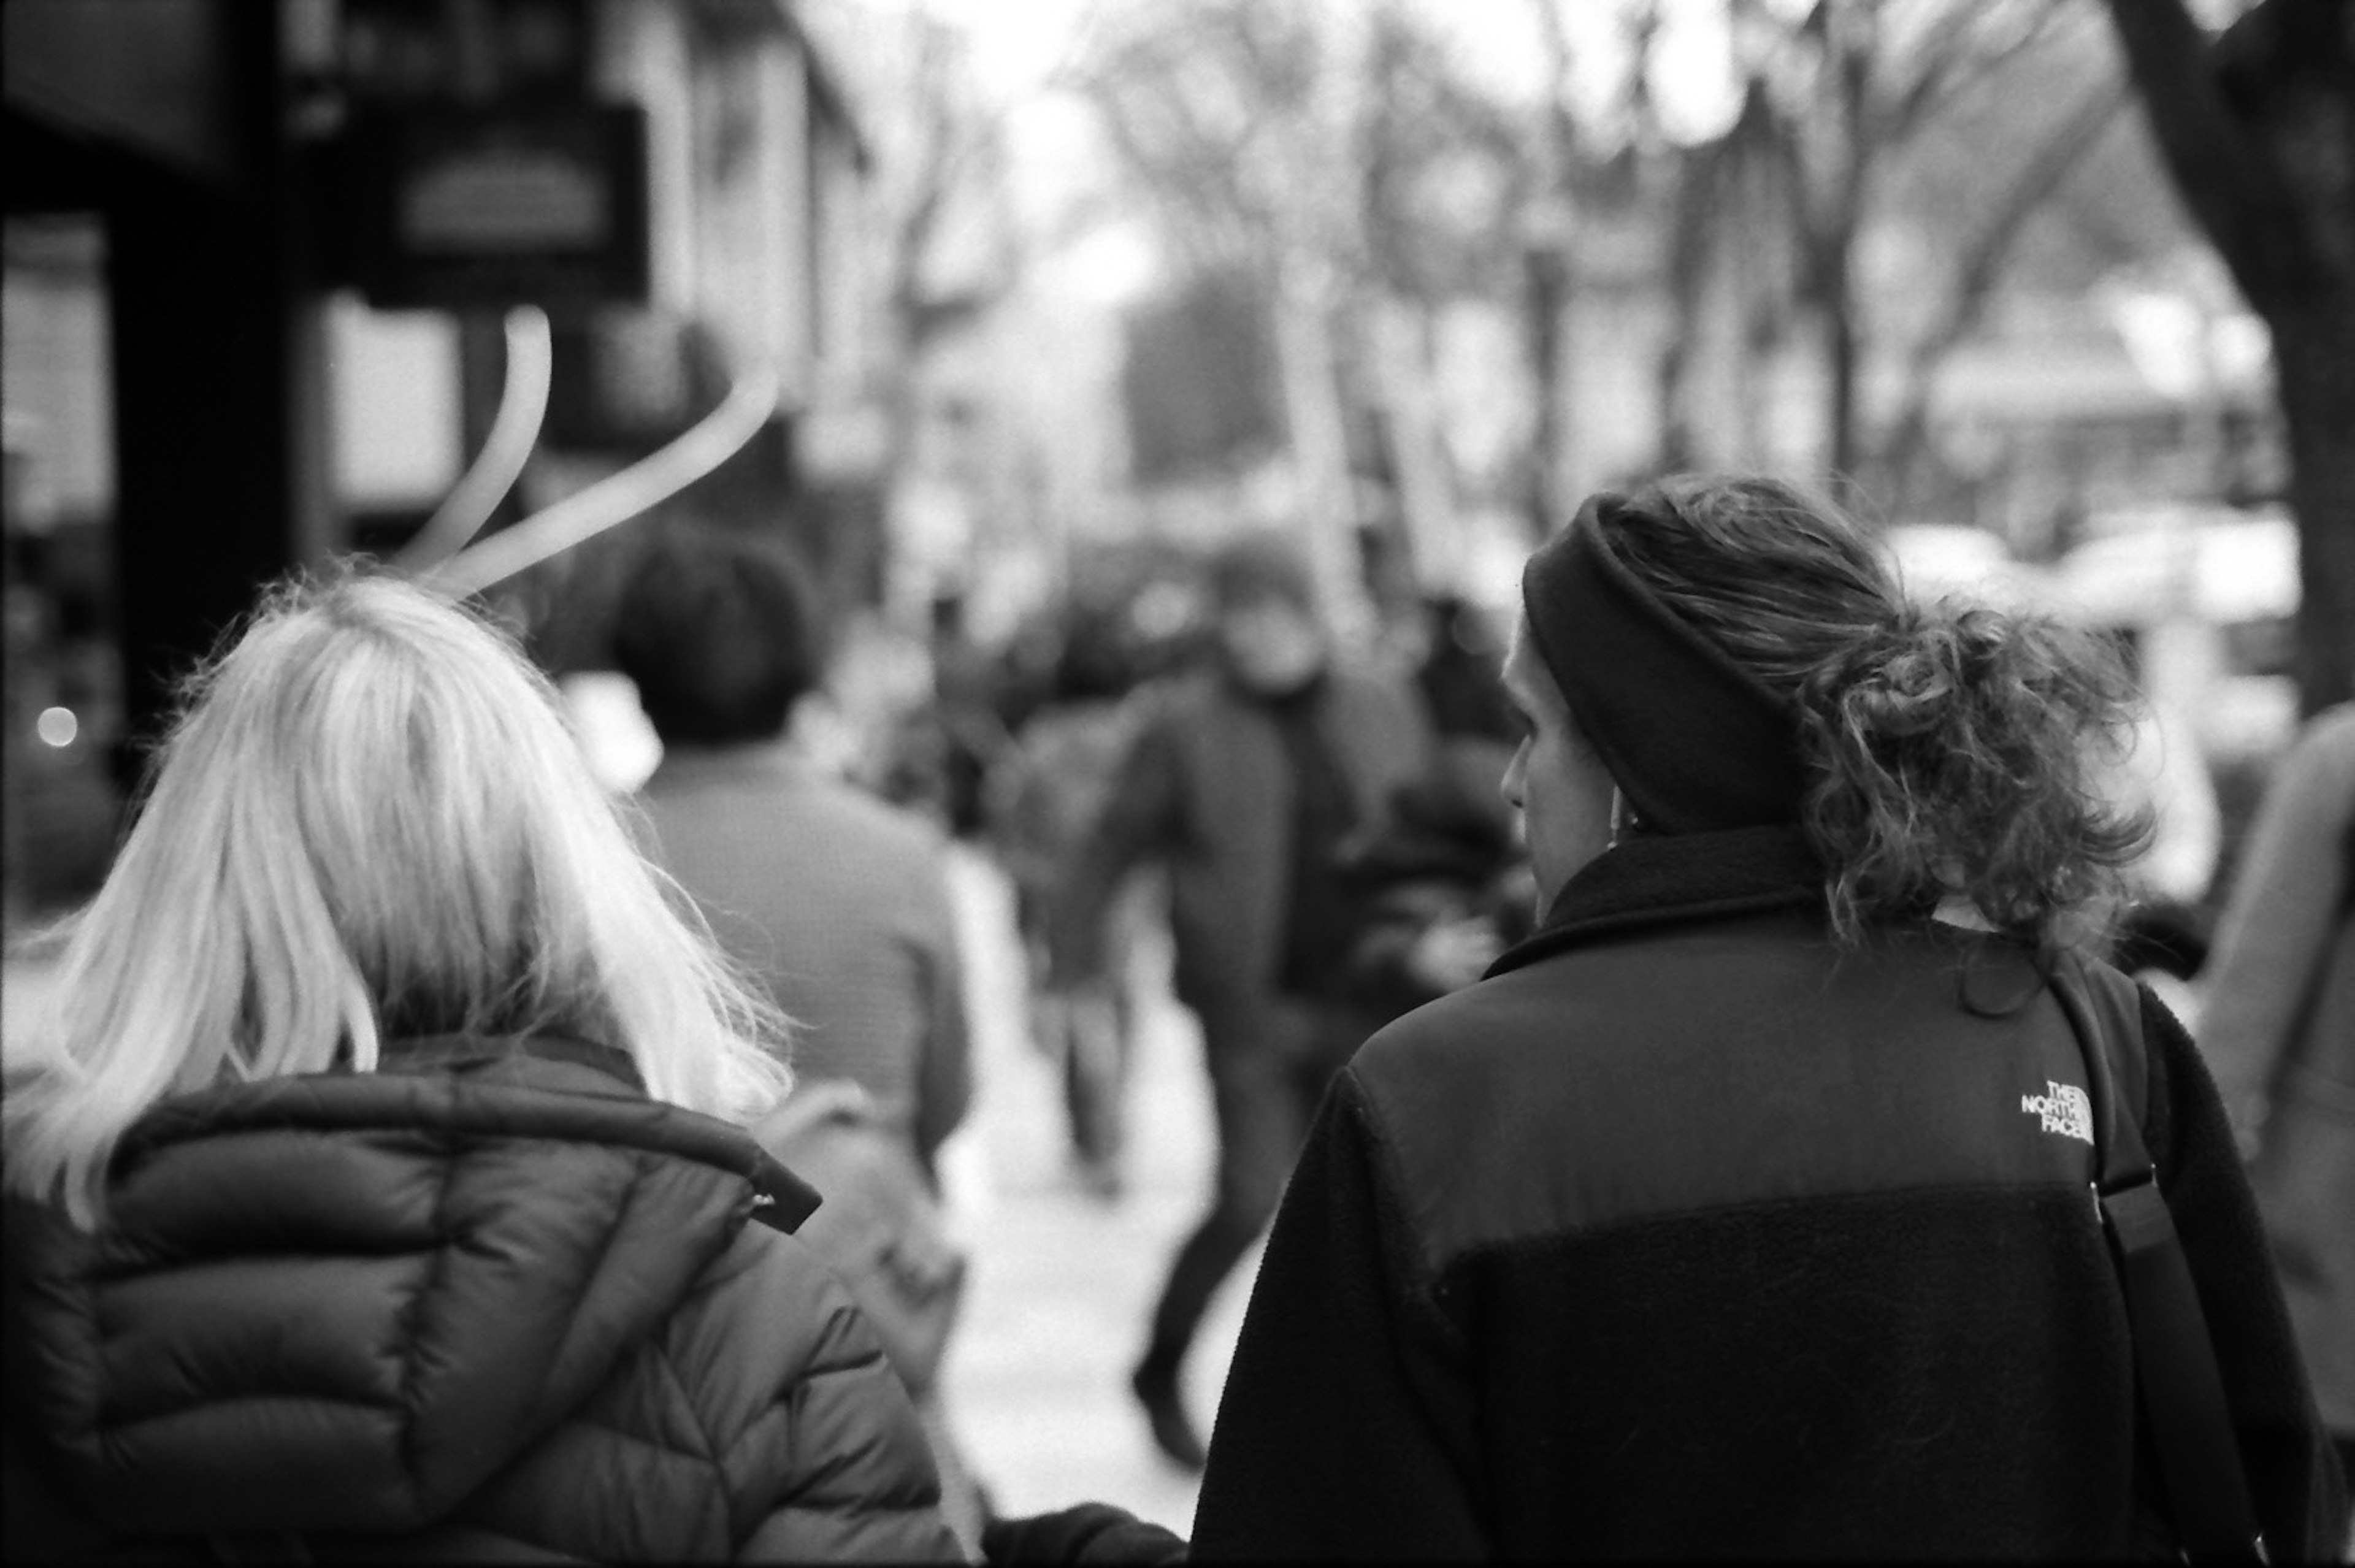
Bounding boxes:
[5,0,334,926]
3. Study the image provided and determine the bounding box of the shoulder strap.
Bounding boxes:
[2049,957,2269,1566]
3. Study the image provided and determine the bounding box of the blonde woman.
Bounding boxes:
[1,572,966,1562]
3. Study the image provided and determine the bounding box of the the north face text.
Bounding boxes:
[2020,1081,2094,1144]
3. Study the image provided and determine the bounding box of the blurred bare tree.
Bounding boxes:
[2103,0,2355,714]
[1651,0,2132,491]
[1073,0,1369,624]
[1057,0,2297,620]
[1863,18,2144,515]
[1072,0,1603,617]
[867,10,1019,474]
[1354,6,1533,568]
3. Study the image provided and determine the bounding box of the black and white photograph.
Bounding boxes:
[3,0,2349,1559]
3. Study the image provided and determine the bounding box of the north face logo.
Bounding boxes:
[2020,1080,2094,1144]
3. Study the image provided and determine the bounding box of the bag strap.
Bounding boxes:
[2050,956,2269,1566]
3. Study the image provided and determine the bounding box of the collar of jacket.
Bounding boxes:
[377,1033,822,1234]
[384,1031,648,1087]
[1485,823,1825,979]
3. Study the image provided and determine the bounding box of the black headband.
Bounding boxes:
[1520,492,1804,833]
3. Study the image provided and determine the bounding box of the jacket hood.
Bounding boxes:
[3,1039,816,1539]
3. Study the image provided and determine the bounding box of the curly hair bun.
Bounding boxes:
[1798,595,2154,952]
[1587,475,2158,958]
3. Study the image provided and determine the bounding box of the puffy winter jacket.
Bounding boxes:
[1,1035,968,1562]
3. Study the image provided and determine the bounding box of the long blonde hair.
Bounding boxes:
[3,569,793,1227]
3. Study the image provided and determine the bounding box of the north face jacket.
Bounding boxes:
[1,1036,967,1563]
[1190,826,2346,1560]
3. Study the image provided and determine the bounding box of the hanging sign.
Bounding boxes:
[342,103,649,312]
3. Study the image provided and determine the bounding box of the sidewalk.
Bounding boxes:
[936,847,1252,1539]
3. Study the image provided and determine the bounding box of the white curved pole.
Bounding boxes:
[392,306,553,575]
[420,360,782,602]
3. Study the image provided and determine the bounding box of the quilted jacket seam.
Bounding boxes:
[545,1146,644,1394]
[117,1077,761,1192]
[67,1222,103,1455]
[708,1331,898,1545]
[109,1391,405,1433]
[646,1333,734,1553]
[397,1114,461,1515]
[559,1409,719,1464]
[794,1312,893,1381]
[421,1141,665,1536]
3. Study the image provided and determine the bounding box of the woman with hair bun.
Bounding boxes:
[1,571,966,1562]
[985,475,2342,1564]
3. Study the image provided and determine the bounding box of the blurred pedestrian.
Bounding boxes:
[2198,698,2355,1521]
[611,522,985,1550]
[1048,530,1437,1471]
[0,572,964,1562]
[924,590,1016,839]
[1331,589,1534,1016]
[986,612,1157,1197]
[1413,589,1518,754]
[993,475,2343,1561]
[1334,761,1532,1020]
[616,524,973,1176]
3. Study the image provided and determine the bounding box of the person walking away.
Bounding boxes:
[1412,590,1519,756]
[1048,530,1437,1471]
[2198,698,2355,1537]
[611,521,985,1550]
[986,613,1157,1196]
[1334,590,1536,1015]
[990,475,2344,1561]
[1,571,963,1562]
[924,590,1015,841]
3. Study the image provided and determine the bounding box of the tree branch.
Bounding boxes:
[1885,0,2076,139]
[2100,0,2318,310]
[1877,80,2134,495]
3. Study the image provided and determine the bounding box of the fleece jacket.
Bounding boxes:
[1190,825,2346,1561]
